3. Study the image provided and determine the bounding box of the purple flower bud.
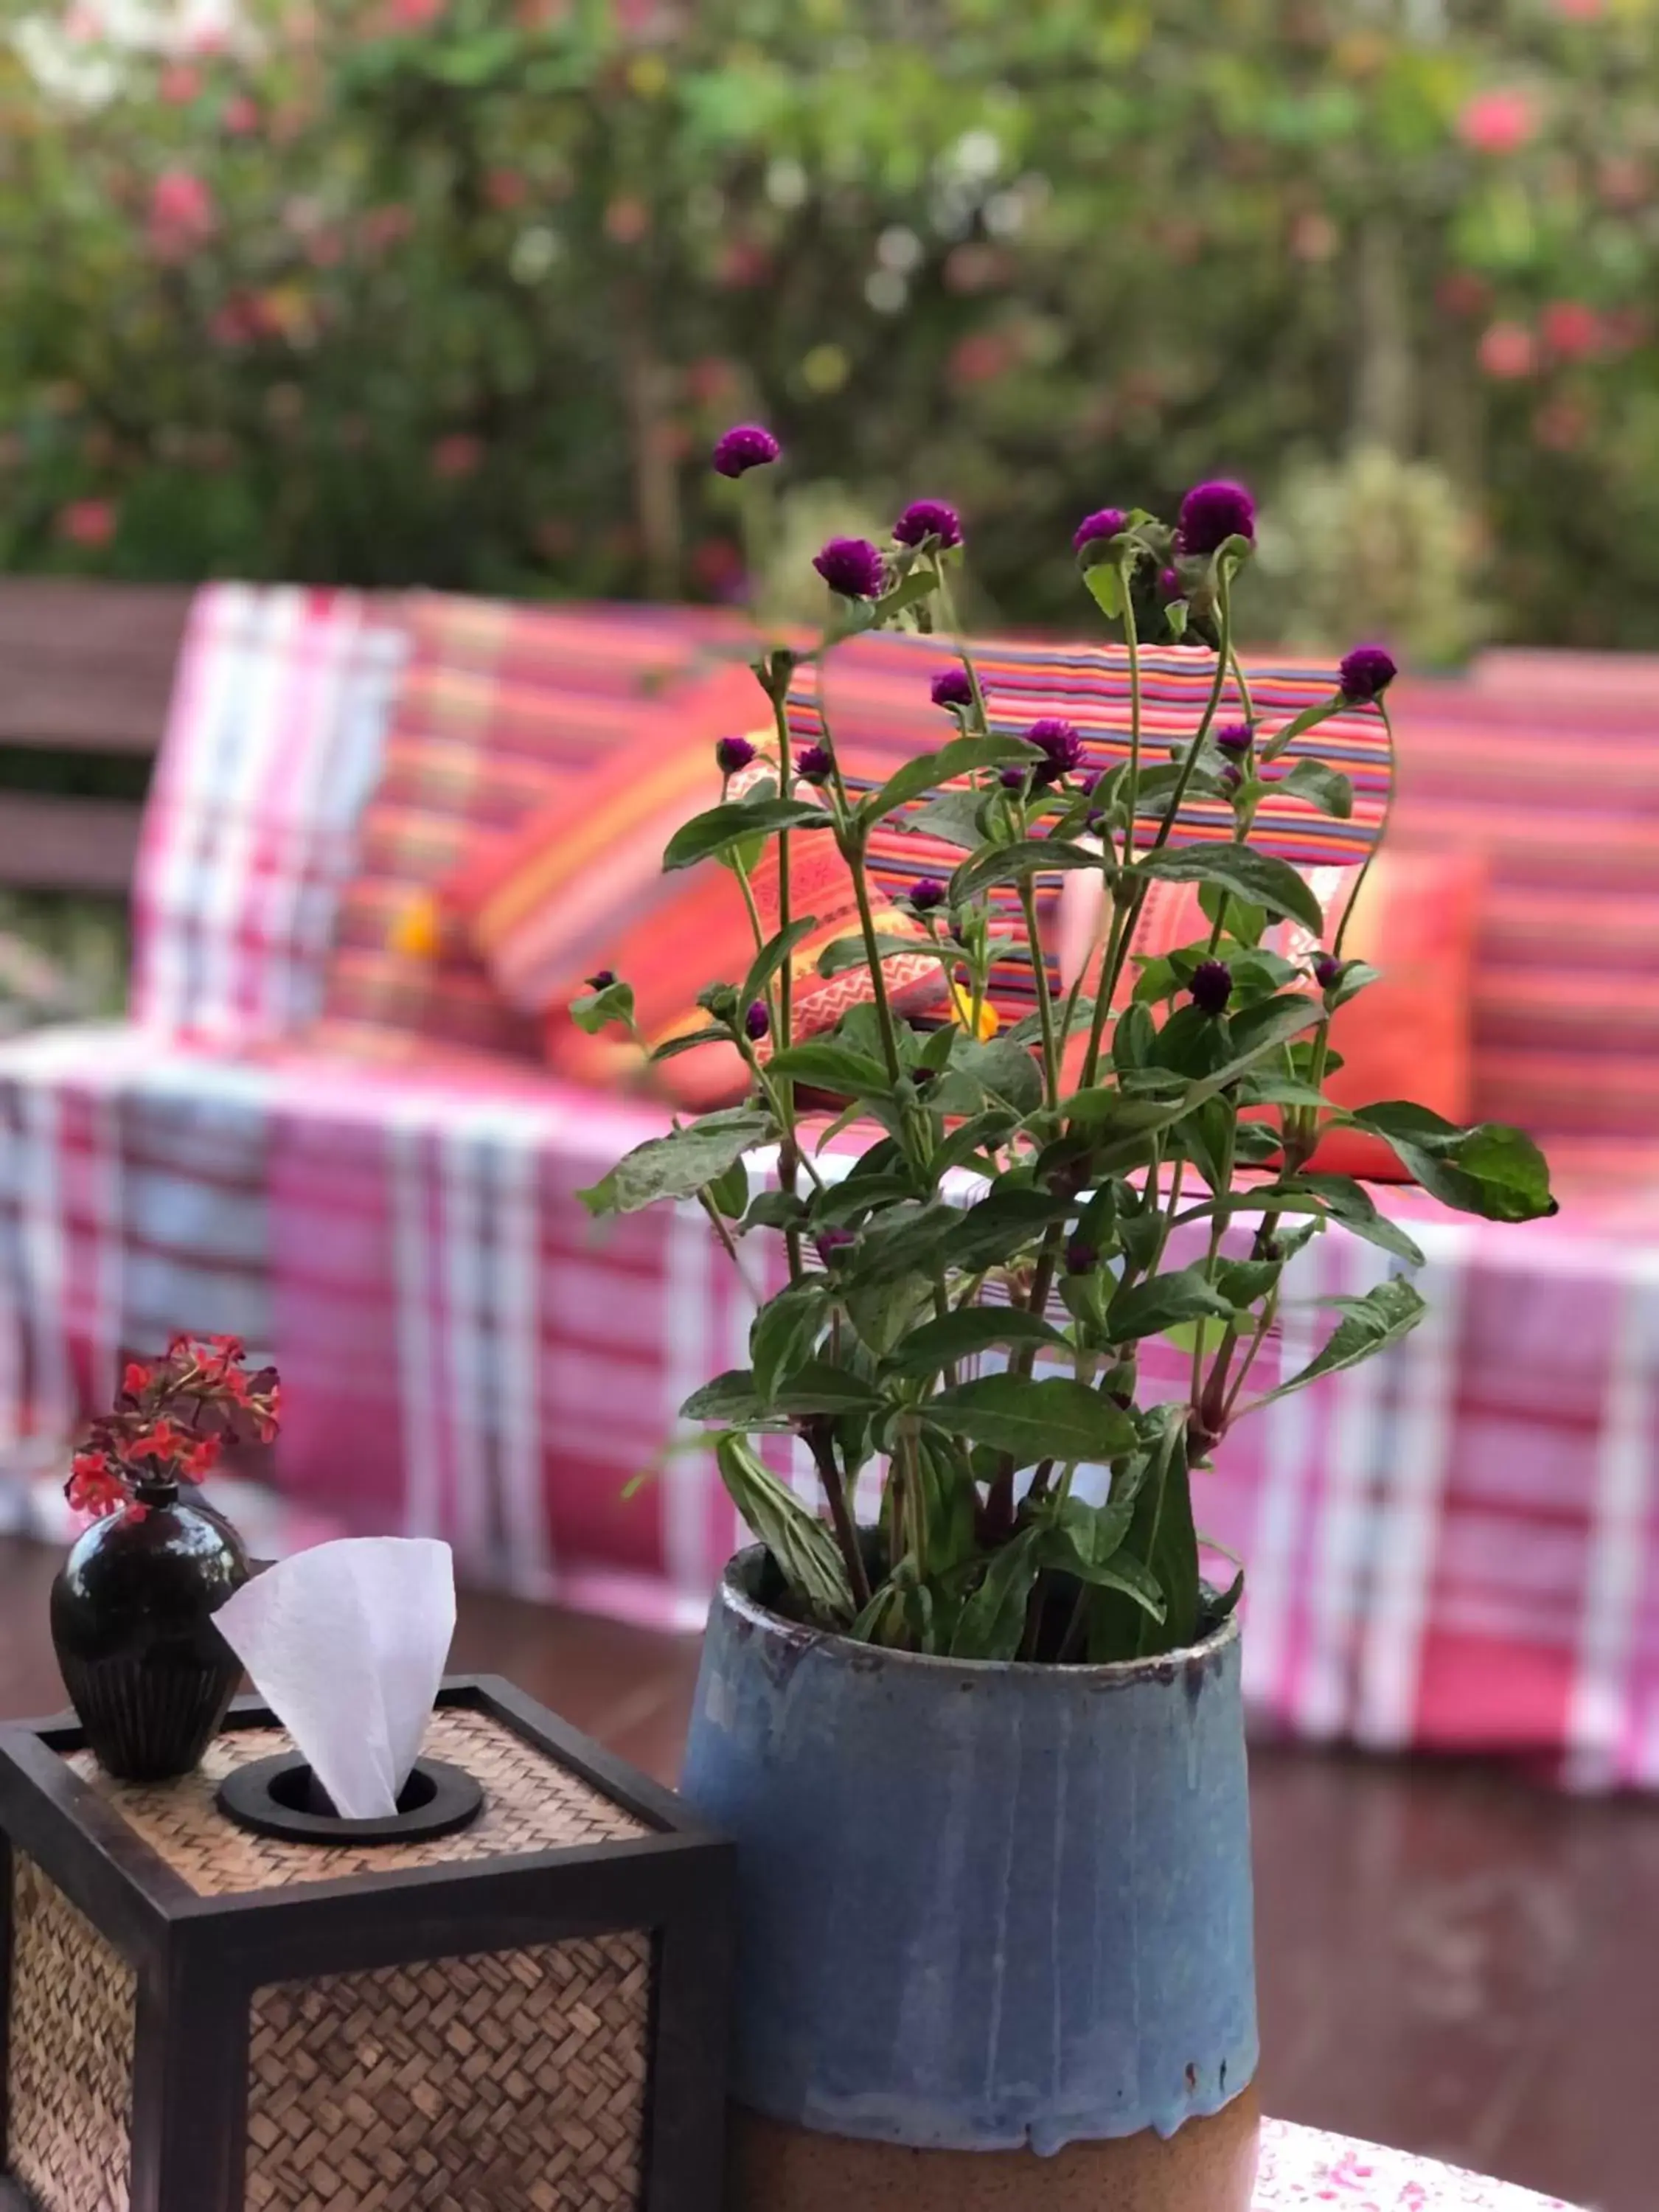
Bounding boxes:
[1072,507,1127,556]
[910,876,947,912]
[715,734,757,776]
[585,970,616,992]
[744,1001,771,1041]
[1339,644,1398,703]
[814,1226,855,1266]
[1189,959,1234,1017]
[1027,717,1082,786]
[813,536,886,600]
[1312,953,1344,992]
[1219,764,1243,794]
[711,422,781,478]
[999,765,1029,792]
[796,742,833,785]
[1158,566,1183,601]
[1065,1237,1098,1276]
[1214,721,1253,757]
[894,498,963,549]
[1176,479,1256,556]
[931,667,975,710]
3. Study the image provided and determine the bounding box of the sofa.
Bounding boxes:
[2,582,1657,1787]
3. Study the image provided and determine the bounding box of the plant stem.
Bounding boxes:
[806,1421,872,1610]
[1020,877,1061,1106]
[1120,561,1143,870]
[1144,563,1236,859]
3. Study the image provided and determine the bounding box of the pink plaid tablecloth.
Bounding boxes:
[1255,2122,1579,2209]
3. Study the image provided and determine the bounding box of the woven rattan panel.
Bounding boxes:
[7,1854,136,2212]
[245,1927,650,2212]
[64,1708,647,1895]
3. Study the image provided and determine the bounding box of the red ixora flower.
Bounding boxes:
[63,1334,282,1517]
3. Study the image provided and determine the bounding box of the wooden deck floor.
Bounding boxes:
[0,1535,1647,2211]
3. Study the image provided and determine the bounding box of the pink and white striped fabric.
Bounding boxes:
[130,585,406,1043]
[1254,2121,1580,2209]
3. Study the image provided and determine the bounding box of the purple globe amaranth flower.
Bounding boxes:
[909,876,947,913]
[1072,507,1127,557]
[714,734,757,776]
[1218,764,1243,794]
[1189,959,1234,1017]
[1177,479,1256,557]
[1339,644,1398,703]
[1158,566,1183,601]
[585,970,616,992]
[1312,953,1345,992]
[744,1001,771,1042]
[813,535,886,599]
[893,498,962,550]
[711,422,780,478]
[999,765,1029,792]
[814,1226,855,1266]
[1027,717,1083,785]
[1214,721,1253,757]
[931,667,975,711]
[796,742,833,785]
[1065,1237,1098,1276]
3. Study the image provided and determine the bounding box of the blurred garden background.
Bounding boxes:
[4,0,1658,654]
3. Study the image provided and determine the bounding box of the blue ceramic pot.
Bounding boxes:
[682,1550,1257,2169]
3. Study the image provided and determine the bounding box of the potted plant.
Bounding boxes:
[577,436,1556,2212]
[52,1333,281,1781]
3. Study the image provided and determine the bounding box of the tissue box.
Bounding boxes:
[0,1675,731,2212]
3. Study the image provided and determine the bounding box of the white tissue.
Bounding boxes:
[214,1537,456,1820]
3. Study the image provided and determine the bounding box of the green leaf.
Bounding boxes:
[1201,883,1266,946]
[1272,759,1354,819]
[1256,1277,1427,1405]
[570,980,636,1035]
[662,799,832,873]
[1285,1172,1427,1267]
[751,1282,828,1398]
[1133,1411,1200,1650]
[1258,692,1344,763]
[904,790,993,850]
[1112,1001,1155,1071]
[1041,1493,1135,1582]
[1346,1105,1557,1224]
[848,1203,961,1284]
[931,1036,1044,1117]
[772,1361,886,1416]
[816,931,940,978]
[765,1041,894,1097]
[928,1107,1020,1180]
[1106,1264,1235,1342]
[708,1157,748,1220]
[810,1174,917,1226]
[680,1369,768,1423]
[1006,997,1096,1048]
[941,1187,1072,1270]
[1084,562,1124,619]
[884,1305,1065,1376]
[876,567,944,619]
[862,734,1041,822]
[714,1433,853,1626]
[1133,846,1325,936]
[740,917,817,1015]
[1216,1259,1281,1307]
[1326,959,1382,1010]
[949,1526,1045,1661]
[649,1025,731,1062]
[950,838,1103,905]
[925,1376,1136,1467]
[577,1110,771,1216]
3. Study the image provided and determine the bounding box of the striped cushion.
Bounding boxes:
[320,594,745,1057]
[786,633,1390,1020]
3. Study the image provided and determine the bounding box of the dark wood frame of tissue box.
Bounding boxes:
[0,1674,733,2212]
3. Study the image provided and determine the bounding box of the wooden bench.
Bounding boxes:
[0,581,190,894]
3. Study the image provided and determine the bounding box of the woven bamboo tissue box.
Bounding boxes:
[0,1674,733,2212]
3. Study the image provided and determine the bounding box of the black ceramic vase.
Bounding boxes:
[50,1478,250,1781]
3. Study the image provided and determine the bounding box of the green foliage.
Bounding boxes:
[6,1,1659,653]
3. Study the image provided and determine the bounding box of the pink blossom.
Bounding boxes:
[1541,300,1602,361]
[485,170,529,210]
[1458,89,1537,156]
[1478,320,1537,380]
[147,169,215,260]
[159,62,201,103]
[431,433,484,480]
[361,205,415,252]
[57,500,117,549]
[222,94,259,135]
[387,0,445,24]
[1555,0,1603,17]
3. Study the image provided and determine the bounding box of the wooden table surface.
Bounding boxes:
[0,1537,1642,2211]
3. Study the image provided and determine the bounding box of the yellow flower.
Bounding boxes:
[627,53,670,98]
[391,895,443,961]
[948,981,998,1040]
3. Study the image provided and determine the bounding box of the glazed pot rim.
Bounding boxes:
[716,1545,1241,1683]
